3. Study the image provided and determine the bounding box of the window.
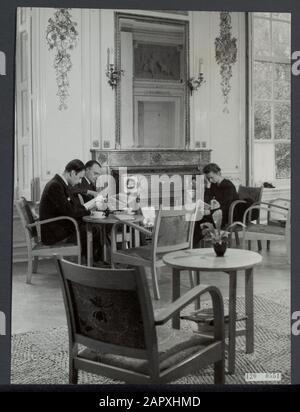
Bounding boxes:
[250,12,291,186]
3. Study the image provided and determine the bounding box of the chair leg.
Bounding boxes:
[69,359,78,384]
[257,240,262,251]
[32,256,39,273]
[188,271,195,288]
[150,264,160,300]
[26,252,33,284]
[267,240,270,251]
[214,359,225,384]
[194,271,201,310]
[234,231,240,248]
[248,240,251,250]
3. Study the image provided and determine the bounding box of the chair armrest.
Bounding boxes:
[155,284,223,325]
[155,284,224,341]
[242,204,288,226]
[228,200,247,225]
[27,216,80,228]
[268,198,290,205]
[262,200,289,223]
[260,201,289,211]
[26,216,81,247]
[226,221,246,232]
[112,220,153,236]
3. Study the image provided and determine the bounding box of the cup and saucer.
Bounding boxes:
[123,207,135,215]
[92,210,106,219]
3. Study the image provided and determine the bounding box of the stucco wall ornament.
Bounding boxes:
[215,12,237,113]
[46,8,79,110]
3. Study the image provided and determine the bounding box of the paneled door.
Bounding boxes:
[15,7,33,200]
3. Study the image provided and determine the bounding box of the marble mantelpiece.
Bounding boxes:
[91,149,211,206]
[91,149,211,173]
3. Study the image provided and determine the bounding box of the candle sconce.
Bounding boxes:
[187,58,205,96]
[105,47,124,89]
[106,63,124,89]
[187,72,205,96]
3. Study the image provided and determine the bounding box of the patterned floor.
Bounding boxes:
[11,289,290,385]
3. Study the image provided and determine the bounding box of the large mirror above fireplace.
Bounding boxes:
[115,13,189,149]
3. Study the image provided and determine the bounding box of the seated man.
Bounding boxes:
[39,159,95,257]
[71,160,102,204]
[193,163,238,246]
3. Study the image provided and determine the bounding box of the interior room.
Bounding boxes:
[12,7,291,384]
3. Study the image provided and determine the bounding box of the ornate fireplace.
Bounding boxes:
[91,149,211,207]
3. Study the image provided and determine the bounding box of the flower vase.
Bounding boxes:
[213,240,227,257]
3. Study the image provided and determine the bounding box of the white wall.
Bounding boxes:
[34,9,84,185]
[27,8,246,192]
[190,12,246,186]
[32,8,104,189]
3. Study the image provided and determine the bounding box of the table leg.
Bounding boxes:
[129,227,133,248]
[87,224,93,267]
[245,268,254,353]
[172,268,181,329]
[195,271,201,310]
[228,271,237,375]
[102,227,108,263]
[134,228,140,247]
[122,225,127,249]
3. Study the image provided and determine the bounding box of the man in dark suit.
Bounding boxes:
[193,163,238,246]
[71,160,102,204]
[39,159,95,256]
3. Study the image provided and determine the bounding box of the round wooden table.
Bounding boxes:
[83,214,144,267]
[163,248,262,374]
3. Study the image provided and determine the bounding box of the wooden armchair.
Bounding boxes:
[111,206,201,300]
[56,257,225,384]
[16,197,81,284]
[240,201,290,263]
[266,198,290,251]
[228,185,263,248]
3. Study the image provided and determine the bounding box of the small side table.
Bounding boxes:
[163,248,262,374]
[83,214,144,267]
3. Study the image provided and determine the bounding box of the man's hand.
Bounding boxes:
[210,199,220,210]
[87,190,99,198]
[204,175,211,188]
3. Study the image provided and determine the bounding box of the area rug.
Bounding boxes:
[11,289,290,385]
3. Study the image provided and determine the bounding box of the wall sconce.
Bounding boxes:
[187,58,205,96]
[106,47,124,89]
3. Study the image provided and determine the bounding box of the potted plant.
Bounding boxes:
[201,209,245,256]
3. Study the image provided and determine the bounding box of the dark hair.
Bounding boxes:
[203,163,221,174]
[85,160,101,170]
[64,159,85,174]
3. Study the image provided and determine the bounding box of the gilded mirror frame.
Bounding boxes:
[114,12,190,149]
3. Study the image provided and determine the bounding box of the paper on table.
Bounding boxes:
[84,197,97,210]
[107,193,128,210]
[114,214,135,221]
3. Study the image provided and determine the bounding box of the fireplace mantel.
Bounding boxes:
[91,149,211,174]
[91,149,211,206]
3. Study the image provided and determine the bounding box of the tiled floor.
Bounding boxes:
[12,240,290,334]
